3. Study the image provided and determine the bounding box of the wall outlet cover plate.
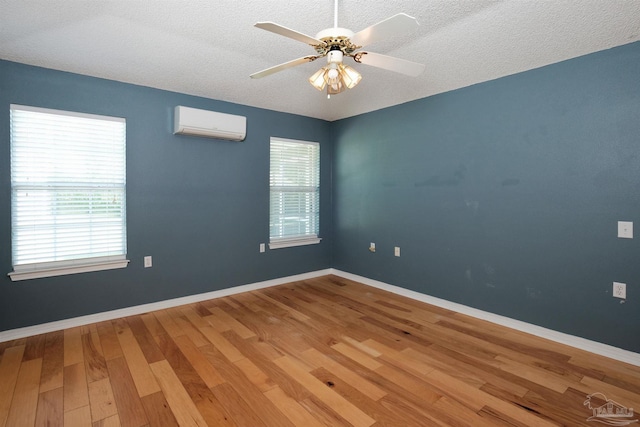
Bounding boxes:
[613,282,626,299]
[618,221,633,239]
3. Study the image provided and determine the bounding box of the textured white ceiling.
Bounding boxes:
[1,1,639,121]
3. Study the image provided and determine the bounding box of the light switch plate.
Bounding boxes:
[144,256,152,268]
[618,221,633,239]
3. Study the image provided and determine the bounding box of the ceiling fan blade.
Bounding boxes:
[250,56,320,79]
[354,51,425,77]
[254,22,324,46]
[350,13,419,47]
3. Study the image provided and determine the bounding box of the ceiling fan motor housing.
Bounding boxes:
[314,28,360,56]
[315,27,354,41]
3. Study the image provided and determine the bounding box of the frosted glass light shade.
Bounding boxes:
[341,65,362,89]
[309,68,327,91]
[309,63,362,94]
[327,80,345,94]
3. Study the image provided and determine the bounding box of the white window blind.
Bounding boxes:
[269,137,321,249]
[9,105,128,280]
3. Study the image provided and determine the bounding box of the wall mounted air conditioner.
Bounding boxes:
[174,106,246,141]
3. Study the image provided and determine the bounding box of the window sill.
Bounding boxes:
[269,237,322,250]
[9,257,130,281]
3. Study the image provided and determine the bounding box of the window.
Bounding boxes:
[9,105,128,281]
[269,137,321,249]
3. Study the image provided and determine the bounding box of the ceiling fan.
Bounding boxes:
[250,0,425,97]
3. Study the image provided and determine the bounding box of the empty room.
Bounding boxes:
[1,1,639,426]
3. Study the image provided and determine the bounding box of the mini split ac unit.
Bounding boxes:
[174,106,246,141]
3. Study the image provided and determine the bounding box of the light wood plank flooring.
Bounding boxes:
[1,275,639,426]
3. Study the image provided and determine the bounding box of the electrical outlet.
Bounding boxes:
[260,243,265,253]
[613,282,626,299]
[144,256,152,268]
[394,246,400,257]
[369,242,376,252]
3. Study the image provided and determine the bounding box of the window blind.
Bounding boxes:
[10,105,127,274]
[269,137,320,245]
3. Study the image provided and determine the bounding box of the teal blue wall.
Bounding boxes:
[0,60,333,331]
[2,42,639,353]
[333,41,640,352]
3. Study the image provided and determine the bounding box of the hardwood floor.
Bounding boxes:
[1,275,639,426]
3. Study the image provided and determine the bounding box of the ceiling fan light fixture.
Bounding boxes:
[340,64,362,89]
[309,67,328,91]
[327,49,344,64]
[327,67,339,81]
[327,79,345,95]
[309,62,361,94]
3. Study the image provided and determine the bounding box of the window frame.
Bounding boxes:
[8,104,129,281]
[269,136,321,250]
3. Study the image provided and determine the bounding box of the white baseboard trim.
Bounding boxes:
[330,269,640,367]
[3,268,638,367]
[0,269,332,343]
